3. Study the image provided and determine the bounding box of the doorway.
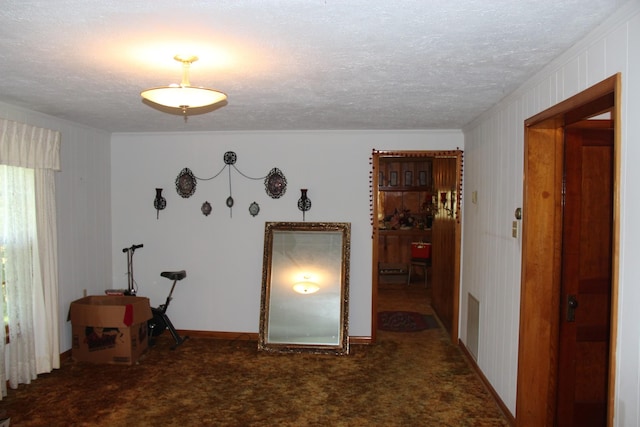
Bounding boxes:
[515,74,620,426]
[371,150,463,343]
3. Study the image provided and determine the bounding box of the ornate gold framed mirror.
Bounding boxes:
[259,222,351,355]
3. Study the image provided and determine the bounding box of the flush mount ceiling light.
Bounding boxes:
[293,281,320,295]
[293,274,320,295]
[141,55,227,120]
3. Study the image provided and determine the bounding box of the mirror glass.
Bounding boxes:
[259,222,350,355]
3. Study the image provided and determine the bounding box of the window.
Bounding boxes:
[0,118,61,397]
[1,245,7,342]
[0,166,38,346]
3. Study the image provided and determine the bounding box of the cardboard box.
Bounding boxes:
[69,295,152,365]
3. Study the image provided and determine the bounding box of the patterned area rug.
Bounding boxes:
[378,311,439,332]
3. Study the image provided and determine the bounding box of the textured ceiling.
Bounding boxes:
[0,1,623,133]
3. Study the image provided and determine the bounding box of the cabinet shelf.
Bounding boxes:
[379,186,433,192]
[379,229,432,235]
[378,157,434,266]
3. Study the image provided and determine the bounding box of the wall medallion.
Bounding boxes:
[265,168,287,199]
[201,201,212,216]
[176,168,197,198]
[249,201,260,217]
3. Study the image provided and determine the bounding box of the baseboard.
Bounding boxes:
[348,336,373,345]
[181,331,373,345]
[60,331,373,360]
[177,330,258,341]
[458,339,516,427]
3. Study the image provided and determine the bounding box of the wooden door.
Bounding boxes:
[516,74,619,426]
[556,124,613,426]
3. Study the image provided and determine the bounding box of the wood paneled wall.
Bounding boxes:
[431,157,458,332]
[460,3,638,417]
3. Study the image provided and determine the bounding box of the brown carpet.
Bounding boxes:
[1,284,509,426]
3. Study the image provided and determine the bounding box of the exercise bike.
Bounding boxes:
[116,244,189,349]
[148,270,189,349]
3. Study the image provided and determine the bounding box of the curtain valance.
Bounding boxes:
[0,118,60,170]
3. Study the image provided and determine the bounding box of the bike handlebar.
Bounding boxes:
[122,244,144,253]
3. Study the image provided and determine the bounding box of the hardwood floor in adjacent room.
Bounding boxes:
[377,279,433,314]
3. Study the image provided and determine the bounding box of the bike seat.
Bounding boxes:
[160,270,187,281]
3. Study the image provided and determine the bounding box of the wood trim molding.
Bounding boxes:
[178,330,258,341]
[459,339,516,426]
[607,72,622,423]
[516,73,620,426]
[348,336,373,345]
[517,117,565,426]
[60,332,374,362]
[524,74,617,126]
[60,348,72,363]
[371,149,463,344]
[176,331,375,346]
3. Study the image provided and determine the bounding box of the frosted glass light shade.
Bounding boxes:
[141,55,227,116]
[293,281,320,294]
[141,85,227,109]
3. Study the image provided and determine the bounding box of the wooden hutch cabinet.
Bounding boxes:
[377,157,434,267]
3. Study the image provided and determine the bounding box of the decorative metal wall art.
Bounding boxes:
[265,168,287,199]
[297,188,311,221]
[224,151,237,165]
[176,168,197,198]
[201,201,212,216]
[175,151,287,218]
[249,201,260,217]
[154,188,167,219]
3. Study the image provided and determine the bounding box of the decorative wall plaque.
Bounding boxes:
[174,152,287,217]
[265,168,287,199]
[176,168,197,198]
[201,201,212,216]
[249,201,260,217]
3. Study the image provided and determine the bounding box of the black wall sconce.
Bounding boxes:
[297,188,312,221]
[154,188,167,219]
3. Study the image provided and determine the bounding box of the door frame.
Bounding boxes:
[515,74,621,426]
[371,149,463,344]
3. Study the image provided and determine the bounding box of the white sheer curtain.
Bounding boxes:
[0,118,60,398]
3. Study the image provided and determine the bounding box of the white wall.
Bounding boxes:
[460,1,640,424]
[0,101,112,352]
[110,130,462,337]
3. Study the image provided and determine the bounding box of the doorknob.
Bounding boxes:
[567,295,578,322]
[514,207,522,220]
